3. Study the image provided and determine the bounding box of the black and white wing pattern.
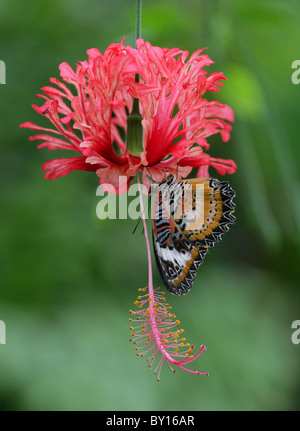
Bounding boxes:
[152,175,236,295]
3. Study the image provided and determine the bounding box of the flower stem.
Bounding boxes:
[135,0,142,43]
[126,0,143,156]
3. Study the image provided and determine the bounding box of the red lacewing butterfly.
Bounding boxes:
[152,175,236,295]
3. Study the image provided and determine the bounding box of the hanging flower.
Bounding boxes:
[20,39,236,193]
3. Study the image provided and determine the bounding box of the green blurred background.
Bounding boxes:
[0,0,299,411]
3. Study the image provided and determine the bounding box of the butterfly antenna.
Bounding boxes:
[132,194,151,235]
[146,167,160,185]
[159,162,168,179]
[132,217,142,235]
[175,163,179,182]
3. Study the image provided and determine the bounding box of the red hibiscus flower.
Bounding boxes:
[20,39,236,192]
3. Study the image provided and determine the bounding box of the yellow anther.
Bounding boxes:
[134,301,139,306]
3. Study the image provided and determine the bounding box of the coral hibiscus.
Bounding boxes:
[20,39,236,192]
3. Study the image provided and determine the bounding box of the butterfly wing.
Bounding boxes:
[152,176,236,295]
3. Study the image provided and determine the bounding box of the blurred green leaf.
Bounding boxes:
[0,0,300,411]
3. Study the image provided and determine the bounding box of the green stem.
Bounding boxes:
[136,0,142,43]
[126,0,143,156]
[134,0,142,86]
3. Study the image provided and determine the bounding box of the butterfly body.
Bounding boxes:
[152,175,236,295]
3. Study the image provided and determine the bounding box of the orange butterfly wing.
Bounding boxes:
[152,176,235,295]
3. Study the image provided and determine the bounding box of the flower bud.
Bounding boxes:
[126,98,144,157]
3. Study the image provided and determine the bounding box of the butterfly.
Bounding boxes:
[152,175,236,295]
